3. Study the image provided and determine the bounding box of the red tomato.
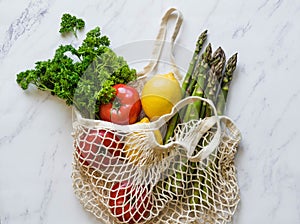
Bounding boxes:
[76,129,123,170]
[109,181,152,223]
[100,84,142,125]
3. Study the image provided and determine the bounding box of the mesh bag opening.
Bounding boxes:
[71,95,241,224]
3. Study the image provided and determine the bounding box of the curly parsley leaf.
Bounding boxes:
[59,13,85,38]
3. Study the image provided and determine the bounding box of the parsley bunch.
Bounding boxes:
[16,14,137,119]
[59,13,85,38]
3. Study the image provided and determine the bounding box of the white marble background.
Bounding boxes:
[1,0,300,223]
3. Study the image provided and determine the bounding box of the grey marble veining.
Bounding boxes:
[1,0,300,223]
[0,0,49,59]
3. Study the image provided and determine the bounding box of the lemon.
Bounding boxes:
[141,72,182,120]
[124,117,163,164]
[138,117,163,144]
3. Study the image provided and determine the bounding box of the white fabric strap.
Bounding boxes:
[155,96,222,162]
[72,96,242,162]
[73,96,243,162]
[73,96,214,131]
[73,96,221,160]
[137,8,183,80]
[219,115,242,141]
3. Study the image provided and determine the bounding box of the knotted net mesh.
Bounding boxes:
[71,96,241,224]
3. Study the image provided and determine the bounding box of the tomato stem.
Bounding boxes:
[112,97,121,110]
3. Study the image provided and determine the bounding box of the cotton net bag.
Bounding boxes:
[71,8,242,224]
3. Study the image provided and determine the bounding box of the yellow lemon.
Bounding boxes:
[141,72,182,120]
[124,117,163,164]
[138,117,163,145]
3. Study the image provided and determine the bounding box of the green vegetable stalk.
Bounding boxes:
[202,47,226,117]
[163,158,189,198]
[188,161,202,208]
[163,30,208,144]
[199,51,225,205]
[183,43,212,122]
[181,30,208,93]
[200,55,238,204]
[161,34,238,207]
[186,47,225,207]
[201,52,237,206]
[163,44,217,198]
[216,53,238,115]
[161,32,209,197]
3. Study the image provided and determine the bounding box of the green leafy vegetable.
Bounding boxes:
[59,13,85,38]
[74,48,136,119]
[16,14,137,119]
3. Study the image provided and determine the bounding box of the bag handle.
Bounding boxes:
[73,96,215,131]
[73,96,241,162]
[72,97,220,162]
[152,96,222,162]
[219,115,242,142]
[137,8,183,81]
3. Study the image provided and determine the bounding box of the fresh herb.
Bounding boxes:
[74,48,136,119]
[16,14,137,119]
[59,13,85,38]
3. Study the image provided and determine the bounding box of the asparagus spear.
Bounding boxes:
[171,167,186,196]
[197,47,225,118]
[203,48,226,117]
[182,43,212,122]
[182,30,208,92]
[173,44,214,206]
[163,31,208,144]
[189,180,201,207]
[216,53,238,115]
[184,48,224,206]
[164,157,188,197]
[188,161,203,208]
[169,46,212,197]
[162,35,210,196]
[202,53,238,206]
[182,45,227,208]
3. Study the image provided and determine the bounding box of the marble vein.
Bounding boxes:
[0,93,50,146]
[234,71,266,122]
[202,0,220,25]
[269,0,284,17]
[102,1,127,30]
[0,0,49,59]
[0,215,10,224]
[258,0,270,10]
[232,22,252,39]
[263,131,297,188]
[269,89,300,136]
[38,180,53,223]
[270,21,291,57]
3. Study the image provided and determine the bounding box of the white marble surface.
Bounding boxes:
[1,0,300,223]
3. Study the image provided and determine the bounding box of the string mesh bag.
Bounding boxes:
[71,8,241,224]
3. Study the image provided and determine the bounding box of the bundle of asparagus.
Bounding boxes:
[161,30,238,202]
[164,30,237,141]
